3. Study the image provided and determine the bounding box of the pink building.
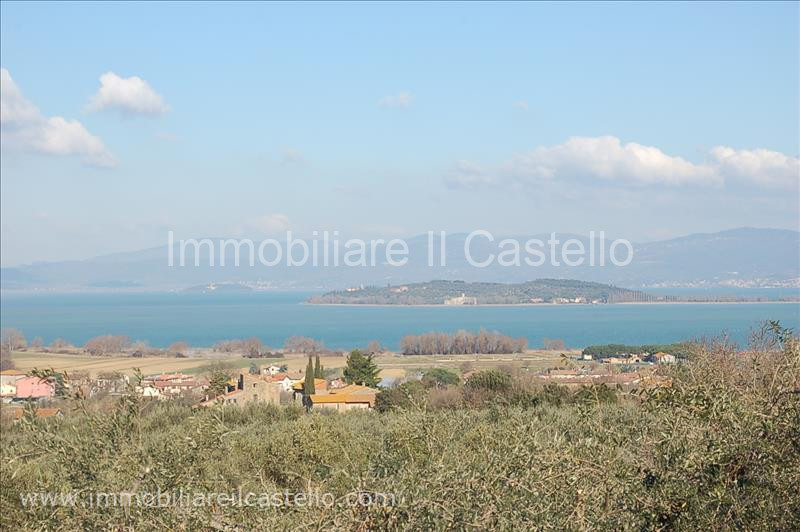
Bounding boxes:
[14,376,56,400]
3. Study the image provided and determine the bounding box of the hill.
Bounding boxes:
[308,279,653,305]
[2,228,798,291]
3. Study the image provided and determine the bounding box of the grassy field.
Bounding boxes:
[9,349,574,379]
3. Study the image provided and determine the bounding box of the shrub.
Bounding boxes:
[426,386,464,410]
[1,324,796,530]
[421,368,460,388]
[375,381,427,412]
[464,369,512,393]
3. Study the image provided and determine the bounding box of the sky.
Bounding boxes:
[1,1,798,266]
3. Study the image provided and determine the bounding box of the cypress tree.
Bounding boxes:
[304,356,315,395]
[314,354,323,378]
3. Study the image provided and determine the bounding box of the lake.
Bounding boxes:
[1,291,798,350]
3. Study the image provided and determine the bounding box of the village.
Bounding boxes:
[0,360,381,420]
[0,344,678,423]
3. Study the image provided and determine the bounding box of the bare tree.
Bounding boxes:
[84,335,131,356]
[168,341,190,356]
[283,336,324,354]
[365,340,383,355]
[0,328,26,352]
[50,338,72,350]
[241,337,264,357]
[543,338,566,351]
[400,330,527,355]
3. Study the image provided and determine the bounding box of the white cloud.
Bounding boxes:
[280,148,305,165]
[231,213,291,238]
[1,68,115,167]
[378,92,412,108]
[446,135,798,190]
[251,213,291,235]
[87,72,169,116]
[710,146,799,188]
[513,100,529,110]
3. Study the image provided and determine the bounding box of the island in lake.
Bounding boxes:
[308,279,660,305]
[308,279,800,306]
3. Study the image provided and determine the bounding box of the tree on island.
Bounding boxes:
[304,357,316,395]
[343,349,380,387]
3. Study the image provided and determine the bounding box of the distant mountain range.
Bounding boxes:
[1,228,798,292]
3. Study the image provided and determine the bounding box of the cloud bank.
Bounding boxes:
[88,72,169,116]
[378,92,412,109]
[1,68,115,167]
[445,136,798,190]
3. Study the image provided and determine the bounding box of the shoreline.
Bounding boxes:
[305,300,800,308]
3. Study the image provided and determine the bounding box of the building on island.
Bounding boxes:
[444,293,478,305]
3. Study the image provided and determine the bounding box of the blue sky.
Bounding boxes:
[1,1,798,265]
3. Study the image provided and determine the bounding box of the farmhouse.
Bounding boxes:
[308,384,378,411]
[13,376,56,401]
[652,352,677,364]
[1,370,26,402]
[198,373,281,407]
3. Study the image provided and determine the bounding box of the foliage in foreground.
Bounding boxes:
[1,328,798,530]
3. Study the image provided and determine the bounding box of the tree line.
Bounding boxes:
[581,342,692,359]
[400,330,527,355]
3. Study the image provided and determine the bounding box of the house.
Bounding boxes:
[309,384,378,411]
[14,376,56,401]
[267,372,295,392]
[652,352,677,364]
[603,355,642,364]
[291,378,327,394]
[137,383,162,399]
[0,369,26,386]
[91,373,129,396]
[328,377,347,389]
[0,381,17,402]
[197,373,281,407]
[291,377,328,406]
[0,370,25,403]
[261,365,283,376]
[137,373,199,399]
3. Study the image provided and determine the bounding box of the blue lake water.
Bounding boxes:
[1,291,798,350]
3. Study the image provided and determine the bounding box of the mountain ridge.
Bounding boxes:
[2,227,798,291]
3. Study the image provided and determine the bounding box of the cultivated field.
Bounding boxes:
[9,348,575,379]
[8,351,229,377]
